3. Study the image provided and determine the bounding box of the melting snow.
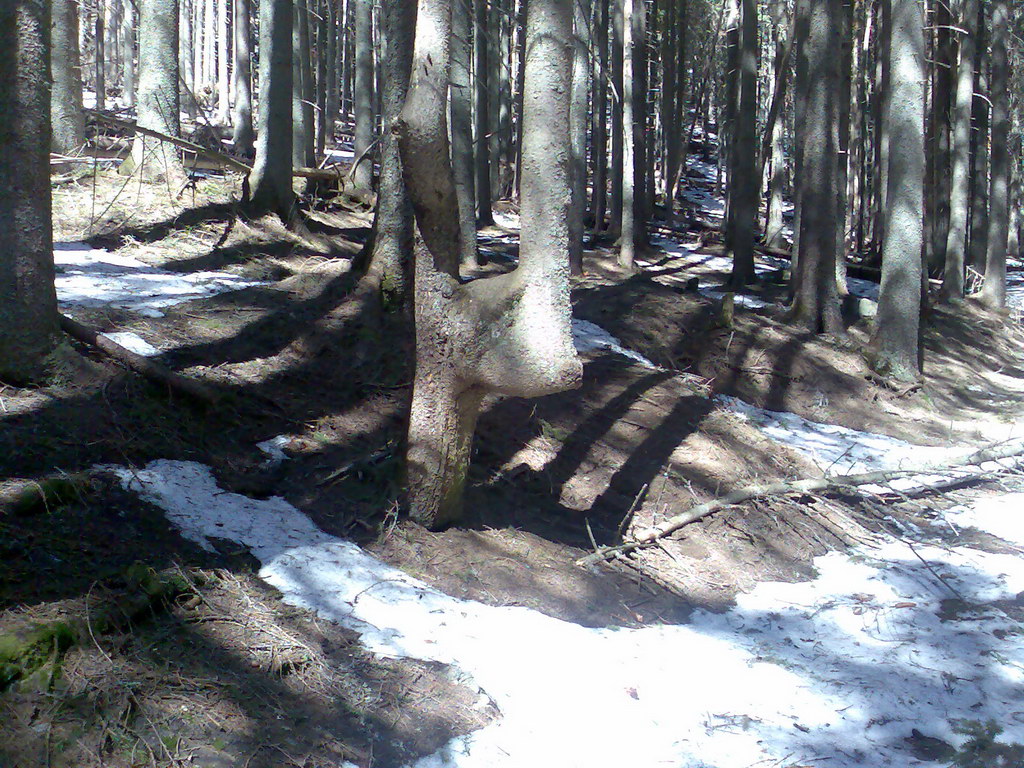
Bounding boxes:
[571,319,658,368]
[55,242,263,317]
[98,331,161,357]
[113,459,1024,767]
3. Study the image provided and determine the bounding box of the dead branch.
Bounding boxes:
[59,314,220,404]
[577,437,1024,567]
[85,110,346,183]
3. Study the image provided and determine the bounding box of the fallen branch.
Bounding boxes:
[59,314,220,404]
[85,110,345,182]
[577,437,1024,567]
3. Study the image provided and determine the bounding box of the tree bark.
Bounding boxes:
[980,0,1009,308]
[0,0,60,384]
[942,0,978,299]
[618,0,637,270]
[245,0,294,219]
[231,0,255,155]
[126,0,185,183]
[568,0,591,275]
[353,0,374,189]
[590,0,609,233]
[927,0,953,273]
[728,0,758,287]
[215,0,230,124]
[473,0,494,224]
[120,0,135,106]
[292,0,315,168]
[451,0,478,268]
[51,0,87,153]
[95,2,106,110]
[967,0,989,275]
[398,0,582,528]
[789,0,843,333]
[870,0,924,382]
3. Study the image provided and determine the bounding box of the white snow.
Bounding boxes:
[112,458,1024,768]
[571,318,658,368]
[55,241,264,316]
[98,331,161,357]
[256,435,293,466]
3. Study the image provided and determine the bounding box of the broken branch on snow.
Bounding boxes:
[577,437,1024,567]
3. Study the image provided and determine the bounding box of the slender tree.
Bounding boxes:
[231,0,255,154]
[51,0,87,153]
[981,0,1009,308]
[451,0,478,268]
[353,0,374,189]
[126,0,186,182]
[728,0,758,286]
[473,0,494,224]
[942,0,978,299]
[0,0,60,384]
[870,0,925,381]
[246,0,294,218]
[789,0,843,333]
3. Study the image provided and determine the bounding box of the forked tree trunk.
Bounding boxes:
[51,0,87,153]
[398,0,582,528]
[0,0,60,384]
[981,0,1009,308]
[870,0,924,381]
[245,0,293,219]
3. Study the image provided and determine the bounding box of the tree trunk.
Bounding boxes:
[568,0,591,275]
[126,0,185,182]
[361,0,415,302]
[980,0,1008,308]
[50,0,86,153]
[451,0,478,268]
[473,0,494,224]
[215,0,230,124]
[398,0,582,528]
[870,0,924,381]
[325,0,340,142]
[618,0,637,269]
[590,0,609,232]
[95,2,106,110]
[728,0,757,286]
[120,0,135,106]
[353,0,374,189]
[927,0,953,273]
[0,0,60,384]
[231,0,254,155]
[608,0,624,238]
[967,0,989,275]
[942,0,977,299]
[292,0,315,168]
[789,0,843,333]
[245,0,293,219]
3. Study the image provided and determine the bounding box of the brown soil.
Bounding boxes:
[3,168,1024,767]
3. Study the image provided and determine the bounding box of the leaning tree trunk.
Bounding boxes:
[0,0,60,384]
[126,0,185,183]
[398,0,582,528]
[870,0,924,382]
[230,0,255,155]
[942,0,978,299]
[245,0,293,219]
[981,0,1009,308]
[50,0,87,153]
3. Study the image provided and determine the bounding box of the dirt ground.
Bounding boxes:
[3,161,1024,767]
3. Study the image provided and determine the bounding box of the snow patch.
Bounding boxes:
[571,319,658,368]
[55,241,264,315]
[114,459,1024,768]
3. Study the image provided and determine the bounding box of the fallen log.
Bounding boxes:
[577,437,1024,567]
[59,314,220,404]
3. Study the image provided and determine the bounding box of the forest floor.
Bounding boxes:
[3,157,1024,767]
